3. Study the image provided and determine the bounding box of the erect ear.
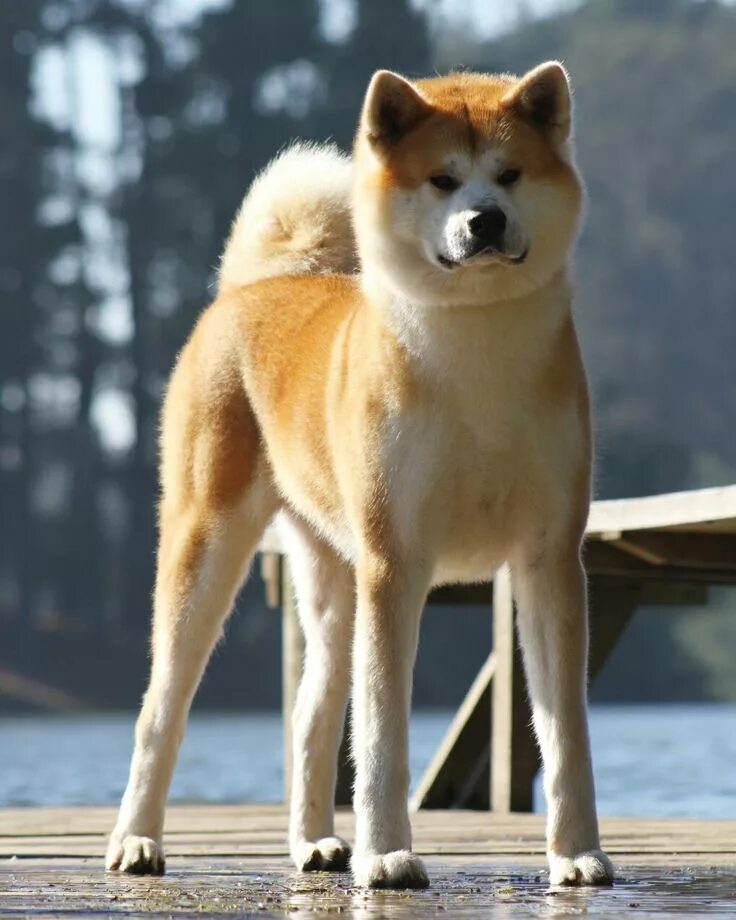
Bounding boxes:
[501,61,573,143]
[361,70,433,148]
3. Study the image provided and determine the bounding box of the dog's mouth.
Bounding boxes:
[437,254,458,269]
[437,246,529,271]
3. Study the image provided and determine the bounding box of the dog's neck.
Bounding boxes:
[361,267,573,376]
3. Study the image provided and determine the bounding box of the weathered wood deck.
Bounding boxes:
[2,805,736,916]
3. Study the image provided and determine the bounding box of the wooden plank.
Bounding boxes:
[610,531,736,571]
[3,807,736,858]
[334,712,353,807]
[490,567,539,813]
[281,558,302,803]
[587,581,639,678]
[587,485,736,536]
[584,540,736,585]
[410,654,496,811]
[260,552,281,608]
[0,804,286,837]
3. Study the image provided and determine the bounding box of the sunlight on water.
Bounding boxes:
[1,704,735,816]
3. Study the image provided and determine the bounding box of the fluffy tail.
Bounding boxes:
[218,142,356,293]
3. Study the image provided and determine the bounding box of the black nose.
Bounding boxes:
[468,207,507,243]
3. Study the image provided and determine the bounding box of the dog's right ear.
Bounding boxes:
[361,71,432,149]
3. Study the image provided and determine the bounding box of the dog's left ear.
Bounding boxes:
[502,61,573,145]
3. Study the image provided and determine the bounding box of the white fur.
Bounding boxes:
[404,152,530,268]
[511,551,610,885]
[281,512,354,872]
[219,142,356,291]
[351,555,430,887]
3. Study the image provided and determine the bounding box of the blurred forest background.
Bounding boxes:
[1,0,735,710]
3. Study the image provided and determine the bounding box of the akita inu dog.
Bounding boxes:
[107,61,614,889]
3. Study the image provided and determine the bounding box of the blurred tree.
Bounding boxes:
[0,1,100,635]
[0,0,432,639]
[2,0,734,706]
[0,1,46,633]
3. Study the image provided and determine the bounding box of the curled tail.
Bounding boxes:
[218,142,356,293]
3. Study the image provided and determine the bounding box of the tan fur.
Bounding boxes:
[108,64,613,889]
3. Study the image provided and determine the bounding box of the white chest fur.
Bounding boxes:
[379,280,585,585]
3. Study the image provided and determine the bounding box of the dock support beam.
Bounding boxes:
[281,557,302,803]
[490,566,539,812]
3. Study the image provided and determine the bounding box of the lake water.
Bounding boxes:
[1,704,735,817]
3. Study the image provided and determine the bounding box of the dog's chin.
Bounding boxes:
[436,246,529,272]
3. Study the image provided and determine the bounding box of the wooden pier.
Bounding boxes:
[3,805,736,916]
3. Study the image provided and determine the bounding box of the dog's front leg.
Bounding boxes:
[512,549,614,886]
[350,552,430,889]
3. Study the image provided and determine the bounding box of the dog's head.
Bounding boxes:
[353,63,583,306]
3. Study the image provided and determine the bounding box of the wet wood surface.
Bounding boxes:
[2,805,736,916]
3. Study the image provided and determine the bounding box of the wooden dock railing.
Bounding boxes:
[258,486,736,813]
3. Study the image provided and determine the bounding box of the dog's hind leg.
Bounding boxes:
[107,330,278,875]
[106,479,275,874]
[283,513,354,872]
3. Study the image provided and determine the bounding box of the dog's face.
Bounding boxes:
[353,64,583,306]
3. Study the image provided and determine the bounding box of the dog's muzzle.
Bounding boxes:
[437,207,527,268]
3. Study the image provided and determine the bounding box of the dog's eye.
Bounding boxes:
[497,168,521,187]
[429,174,460,193]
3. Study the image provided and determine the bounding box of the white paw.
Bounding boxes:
[548,849,614,886]
[106,834,165,875]
[352,849,429,889]
[292,835,352,872]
